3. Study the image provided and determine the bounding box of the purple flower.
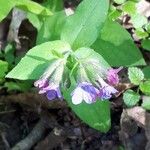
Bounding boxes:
[46,86,62,100]
[34,79,49,89]
[107,67,123,85]
[99,86,118,99]
[98,77,118,99]
[34,79,62,100]
[71,82,99,105]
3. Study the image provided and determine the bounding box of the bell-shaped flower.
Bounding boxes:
[107,67,123,85]
[34,59,66,101]
[46,86,62,100]
[34,79,49,89]
[34,79,62,100]
[98,77,118,100]
[71,82,99,105]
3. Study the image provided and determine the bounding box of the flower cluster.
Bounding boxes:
[71,79,118,105]
[34,67,122,105]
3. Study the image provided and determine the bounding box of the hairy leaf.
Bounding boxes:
[6,41,71,80]
[63,85,111,132]
[123,90,140,107]
[61,0,109,50]
[128,67,144,85]
[72,47,110,84]
[92,19,146,66]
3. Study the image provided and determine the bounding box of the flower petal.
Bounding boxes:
[72,88,83,105]
[107,67,123,85]
[71,82,98,104]
[46,90,57,100]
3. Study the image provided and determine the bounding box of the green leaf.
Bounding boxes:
[123,90,140,107]
[0,60,8,78]
[140,81,150,95]
[135,28,149,39]
[4,44,15,64]
[128,67,144,85]
[6,40,71,80]
[114,0,126,4]
[73,47,110,84]
[61,0,109,50]
[63,85,111,132]
[122,1,136,15]
[28,0,64,32]
[0,0,14,22]
[92,19,146,66]
[143,66,150,79]
[142,96,150,110]
[131,14,148,29]
[145,23,150,33]
[141,39,150,51]
[36,11,66,44]
[0,0,53,22]
[27,13,42,31]
[4,81,32,92]
[42,0,64,12]
[15,0,53,16]
[109,7,122,20]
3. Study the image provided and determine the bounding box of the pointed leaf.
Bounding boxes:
[6,41,71,80]
[37,11,66,44]
[92,19,146,66]
[63,85,111,132]
[61,0,109,50]
[0,0,52,22]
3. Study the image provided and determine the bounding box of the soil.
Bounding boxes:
[0,93,122,150]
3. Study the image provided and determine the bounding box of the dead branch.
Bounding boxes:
[11,112,57,150]
[1,132,10,150]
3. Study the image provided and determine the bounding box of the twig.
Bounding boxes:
[0,110,16,115]
[1,132,10,150]
[115,83,136,97]
[11,112,57,150]
[11,119,45,150]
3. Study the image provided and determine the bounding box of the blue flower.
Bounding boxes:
[99,86,118,99]
[98,77,118,99]
[71,82,99,105]
[46,86,62,100]
[34,79,62,100]
[107,67,123,85]
[34,79,49,89]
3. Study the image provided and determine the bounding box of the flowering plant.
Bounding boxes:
[2,0,148,132]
